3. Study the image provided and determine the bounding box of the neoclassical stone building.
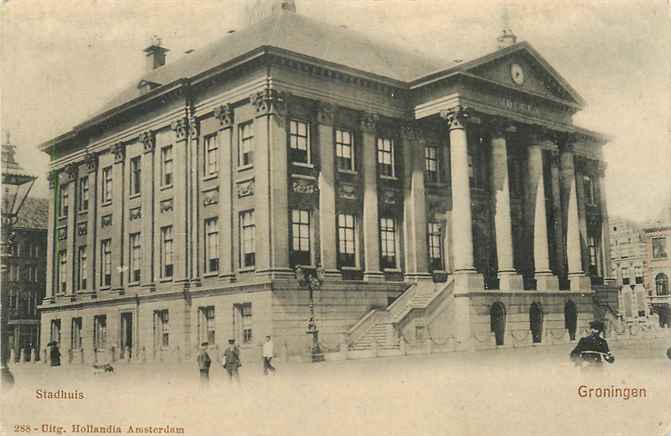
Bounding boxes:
[39,3,611,363]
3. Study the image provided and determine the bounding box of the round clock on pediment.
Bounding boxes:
[511,63,525,85]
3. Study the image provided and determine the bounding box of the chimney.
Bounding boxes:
[144,35,169,72]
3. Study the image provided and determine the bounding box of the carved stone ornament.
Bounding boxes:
[101,214,113,228]
[110,142,126,163]
[381,189,397,205]
[317,102,335,125]
[188,116,199,140]
[64,163,79,181]
[77,222,87,236]
[213,104,234,128]
[439,105,470,130]
[139,131,155,154]
[250,89,287,116]
[292,178,317,194]
[47,170,60,189]
[237,179,255,198]
[359,111,379,132]
[160,199,174,214]
[203,189,219,206]
[84,153,98,173]
[338,183,357,200]
[549,149,561,167]
[400,123,418,142]
[129,207,142,221]
[171,118,188,141]
[57,227,67,240]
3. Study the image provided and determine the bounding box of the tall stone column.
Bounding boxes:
[360,112,383,281]
[527,137,558,290]
[489,122,523,290]
[560,144,591,290]
[549,150,566,285]
[84,153,98,295]
[401,124,431,281]
[598,161,612,281]
[110,142,126,290]
[139,132,155,288]
[439,106,483,290]
[316,102,340,279]
[214,104,235,281]
[171,118,189,284]
[44,171,58,303]
[251,89,291,278]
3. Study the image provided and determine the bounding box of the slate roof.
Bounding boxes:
[14,197,49,230]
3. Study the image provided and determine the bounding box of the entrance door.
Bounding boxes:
[120,313,133,359]
[490,303,506,346]
[564,301,578,340]
[530,303,543,343]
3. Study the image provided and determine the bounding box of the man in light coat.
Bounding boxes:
[262,336,276,375]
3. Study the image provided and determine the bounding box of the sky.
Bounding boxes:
[1,0,670,222]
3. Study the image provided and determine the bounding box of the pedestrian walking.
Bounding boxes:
[570,320,614,369]
[196,342,211,386]
[262,336,276,375]
[49,342,61,367]
[223,339,241,383]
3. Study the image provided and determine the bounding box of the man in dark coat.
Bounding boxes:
[196,342,211,385]
[49,342,61,367]
[223,339,241,383]
[570,320,615,368]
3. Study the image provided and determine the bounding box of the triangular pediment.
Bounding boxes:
[463,43,584,108]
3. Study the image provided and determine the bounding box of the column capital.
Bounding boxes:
[139,130,155,154]
[439,105,470,130]
[560,141,576,154]
[549,149,561,166]
[316,101,335,125]
[83,152,98,173]
[359,111,379,133]
[171,117,188,142]
[188,115,199,140]
[250,88,287,117]
[213,103,234,129]
[399,123,419,142]
[110,142,126,164]
[63,162,79,182]
[47,169,59,189]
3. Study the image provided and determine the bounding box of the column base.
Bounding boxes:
[497,271,524,291]
[453,270,484,291]
[404,272,433,282]
[569,273,592,292]
[363,271,385,282]
[535,272,559,291]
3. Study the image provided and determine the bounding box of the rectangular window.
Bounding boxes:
[161,146,173,187]
[130,156,141,196]
[380,217,397,269]
[160,226,174,279]
[428,222,443,271]
[622,267,630,285]
[588,236,599,275]
[634,265,643,284]
[239,122,254,167]
[129,233,141,283]
[240,210,256,268]
[94,315,107,350]
[60,185,69,217]
[199,306,216,346]
[205,218,219,273]
[290,209,311,266]
[204,134,218,176]
[236,303,253,344]
[154,310,169,349]
[289,119,310,163]
[101,239,112,287]
[652,237,668,259]
[50,319,61,345]
[71,318,82,350]
[583,175,595,205]
[335,129,354,171]
[425,145,439,183]
[337,213,356,268]
[58,250,67,293]
[78,246,87,290]
[78,177,89,211]
[377,136,395,177]
[102,166,112,203]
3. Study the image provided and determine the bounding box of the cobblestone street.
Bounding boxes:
[3,338,670,436]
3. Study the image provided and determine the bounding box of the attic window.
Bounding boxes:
[138,80,160,95]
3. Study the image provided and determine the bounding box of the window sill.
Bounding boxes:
[77,210,89,216]
[129,193,141,200]
[337,169,358,176]
[159,184,173,192]
[238,267,255,273]
[340,266,361,271]
[101,201,112,207]
[292,161,314,169]
[237,164,254,172]
[431,270,447,274]
[203,272,219,278]
[379,175,398,181]
[383,268,401,273]
[128,282,140,287]
[99,286,111,291]
[159,278,173,283]
[202,174,218,182]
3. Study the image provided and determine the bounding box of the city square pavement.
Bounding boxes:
[2,338,670,436]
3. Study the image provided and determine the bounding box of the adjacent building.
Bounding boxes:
[38,2,611,363]
[609,217,646,286]
[643,204,671,326]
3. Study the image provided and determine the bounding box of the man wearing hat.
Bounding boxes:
[196,342,211,385]
[48,342,61,367]
[223,339,241,383]
[570,320,615,368]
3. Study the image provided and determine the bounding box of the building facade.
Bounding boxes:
[643,205,671,326]
[609,217,646,286]
[39,4,611,363]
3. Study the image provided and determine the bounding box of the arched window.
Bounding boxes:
[530,303,543,344]
[655,273,669,296]
[490,302,506,346]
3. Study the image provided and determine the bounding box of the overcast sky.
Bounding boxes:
[1,0,669,222]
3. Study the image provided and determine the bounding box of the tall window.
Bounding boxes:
[337,213,356,268]
[239,122,254,167]
[204,134,218,176]
[154,310,169,348]
[129,233,141,283]
[101,239,112,287]
[652,237,668,259]
[380,217,397,269]
[58,250,67,293]
[160,226,174,279]
[71,318,82,350]
[377,136,395,177]
[78,177,89,211]
[621,267,630,285]
[94,315,107,350]
[60,185,69,217]
[161,146,173,186]
[236,303,253,344]
[290,209,311,266]
[425,145,439,183]
[102,166,112,203]
[588,236,599,275]
[130,156,141,196]
[78,246,87,290]
[240,210,255,268]
[199,306,215,346]
[336,129,354,171]
[289,119,310,163]
[50,319,61,345]
[656,273,669,296]
[427,222,443,271]
[634,265,643,284]
[583,175,595,205]
[205,218,219,273]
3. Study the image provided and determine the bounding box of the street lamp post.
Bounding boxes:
[295,265,324,362]
[1,132,37,389]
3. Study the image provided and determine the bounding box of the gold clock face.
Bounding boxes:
[511,63,525,85]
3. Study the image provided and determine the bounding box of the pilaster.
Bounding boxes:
[188,114,200,286]
[110,142,126,290]
[63,165,77,296]
[139,131,155,289]
[214,104,235,281]
[171,118,190,284]
[84,153,98,295]
[598,161,612,280]
[360,111,383,281]
[44,171,58,302]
